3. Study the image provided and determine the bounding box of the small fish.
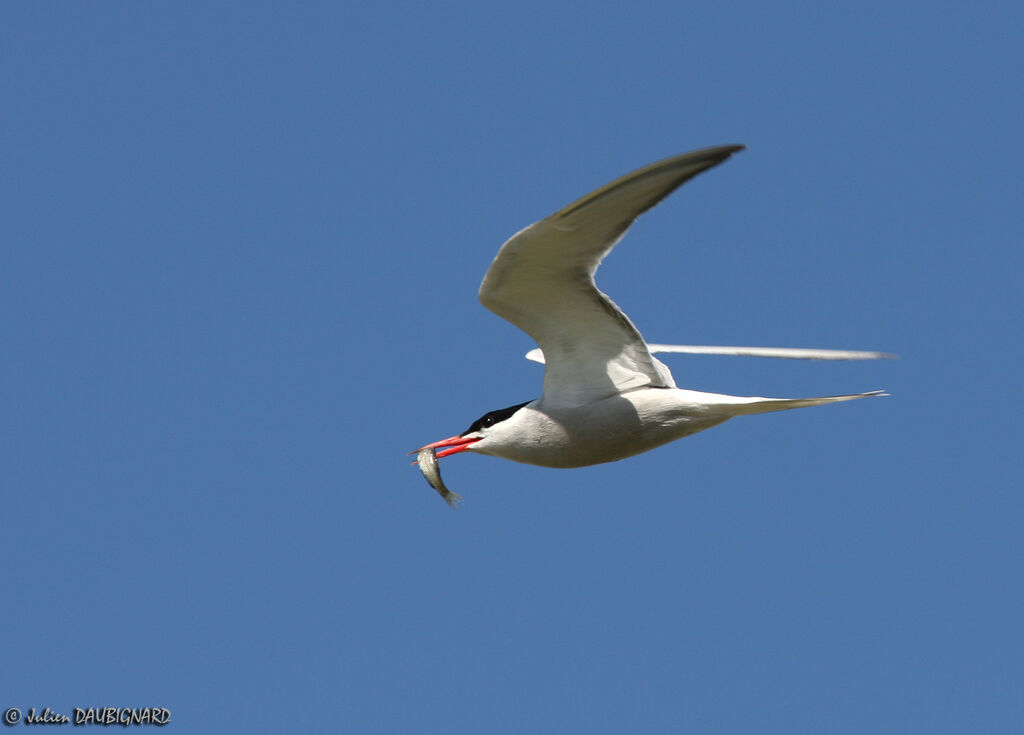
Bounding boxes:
[416,446,463,508]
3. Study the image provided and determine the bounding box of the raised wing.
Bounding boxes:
[480,145,744,406]
[525,344,895,363]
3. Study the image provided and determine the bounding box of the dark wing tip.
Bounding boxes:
[687,143,746,164]
[684,143,746,170]
[554,143,747,224]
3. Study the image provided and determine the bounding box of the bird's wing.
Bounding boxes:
[480,145,744,407]
[525,344,895,363]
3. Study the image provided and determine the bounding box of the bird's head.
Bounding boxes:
[414,400,532,458]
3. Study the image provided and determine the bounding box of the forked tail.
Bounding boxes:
[724,390,888,416]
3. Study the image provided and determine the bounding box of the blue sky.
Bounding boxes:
[2,2,1022,733]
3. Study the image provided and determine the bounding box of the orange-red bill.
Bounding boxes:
[410,435,482,459]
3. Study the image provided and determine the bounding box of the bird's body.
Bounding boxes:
[464,391,727,468]
[414,145,889,501]
[467,388,884,469]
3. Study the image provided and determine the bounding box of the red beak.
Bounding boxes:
[410,434,482,459]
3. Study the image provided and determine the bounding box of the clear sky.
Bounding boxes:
[3,2,1022,733]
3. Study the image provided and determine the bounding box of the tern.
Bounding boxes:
[415,145,889,480]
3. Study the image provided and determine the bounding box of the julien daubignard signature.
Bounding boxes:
[3,706,170,726]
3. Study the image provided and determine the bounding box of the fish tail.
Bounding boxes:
[443,490,463,509]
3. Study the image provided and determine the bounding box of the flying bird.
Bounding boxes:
[414,145,889,503]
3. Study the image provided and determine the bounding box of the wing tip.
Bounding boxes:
[674,144,746,169]
[705,143,746,160]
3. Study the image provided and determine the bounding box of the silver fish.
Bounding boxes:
[416,447,463,508]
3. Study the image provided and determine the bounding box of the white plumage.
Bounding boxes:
[415,145,889,478]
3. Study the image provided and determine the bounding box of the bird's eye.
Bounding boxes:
[463,401,530,436]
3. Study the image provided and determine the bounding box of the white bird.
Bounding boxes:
[414,145,890,477]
